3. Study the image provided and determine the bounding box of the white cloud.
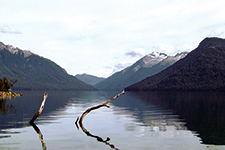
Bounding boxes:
[152,43,194,56]
[125,48,146,57]
[0,0,225,77]
[113,61,131,73]
[102,60,133,76]
[44,41,64,51]
[208,30,224,37]
[0,26,22,34]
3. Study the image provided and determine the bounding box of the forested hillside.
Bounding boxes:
[0,42,98,91]
[95,52,187,91]
[125,37,225,91]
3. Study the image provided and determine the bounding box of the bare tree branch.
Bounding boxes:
[77,90,125,125]
[29,92,48,123]
[75,90,125,150]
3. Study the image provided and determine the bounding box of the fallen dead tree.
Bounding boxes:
[75,90,125,150]
[76,90,125,125]
[29,92,48,123]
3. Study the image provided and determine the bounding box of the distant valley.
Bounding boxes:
[2,37,224,92]
[75,73,105,86]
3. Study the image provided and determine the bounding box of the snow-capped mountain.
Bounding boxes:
[125,37,225,91]
[95,51,188,91]
[132,52,167,72]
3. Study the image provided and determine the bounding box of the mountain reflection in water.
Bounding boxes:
[121,91,225,145]
[0,91,225,149]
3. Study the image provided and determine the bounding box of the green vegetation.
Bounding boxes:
[0,42,98,91]
[95,52,187,91]
[0,76,17,92]
[75,73,105,86]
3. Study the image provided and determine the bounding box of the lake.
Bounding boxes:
[0,90,225,150]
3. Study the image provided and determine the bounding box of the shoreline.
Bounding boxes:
[0,91,23,98]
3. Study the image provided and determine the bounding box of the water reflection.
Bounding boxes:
[30,122,47,150]
[75,91,124,150]
[0,98,16,115]
[77,120,119,150]
[126,91,225,145]
[0,130,20,139]
[0,91,75,129]
[111,92,187,133]
[0,97,20,138]
[1,90,224,149]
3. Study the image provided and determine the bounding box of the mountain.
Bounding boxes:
[125,37,225,91]
[75,73,105,85]
[0,42,98,91]
[95,52,187,91]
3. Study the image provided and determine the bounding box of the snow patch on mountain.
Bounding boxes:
[132,52,168,72]
[142,52,167,67]
[6,45,32,58]
[160,52,188,66]
[131,52,188,72]
[0,42,33,58]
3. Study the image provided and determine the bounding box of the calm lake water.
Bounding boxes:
[0,90,225,150]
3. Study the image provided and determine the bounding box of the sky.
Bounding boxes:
[0,0,225,78]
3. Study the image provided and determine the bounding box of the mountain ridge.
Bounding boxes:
[125,37,225,91]
[95,51,188,91]
[0,41,98,91]
[75,73,105,86]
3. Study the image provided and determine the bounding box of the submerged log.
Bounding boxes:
[77,90,125,125]
[29,92,48,123]
[75,91,124,150]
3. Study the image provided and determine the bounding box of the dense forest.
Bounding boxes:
[0,42,97,91]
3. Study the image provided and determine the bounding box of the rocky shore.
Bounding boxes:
[0,91,23,98]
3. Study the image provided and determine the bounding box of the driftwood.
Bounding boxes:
[30,122,47,150]
[76,90,125,125]
[29,92,48,123]
[75,90,125,150]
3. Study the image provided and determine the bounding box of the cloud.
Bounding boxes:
[125,48,145,57]
[0,26,22,34]
[104,61,132,76]
[152,44,176,54]
[208,30,224,37]
[112,61,131,73]
[1,0,225,78]
[44,41,64,51]
[152,43,194,55]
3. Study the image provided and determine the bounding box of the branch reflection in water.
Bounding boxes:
[77,120,118,150]
[30,122,47,150]
[75,91,125,150]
